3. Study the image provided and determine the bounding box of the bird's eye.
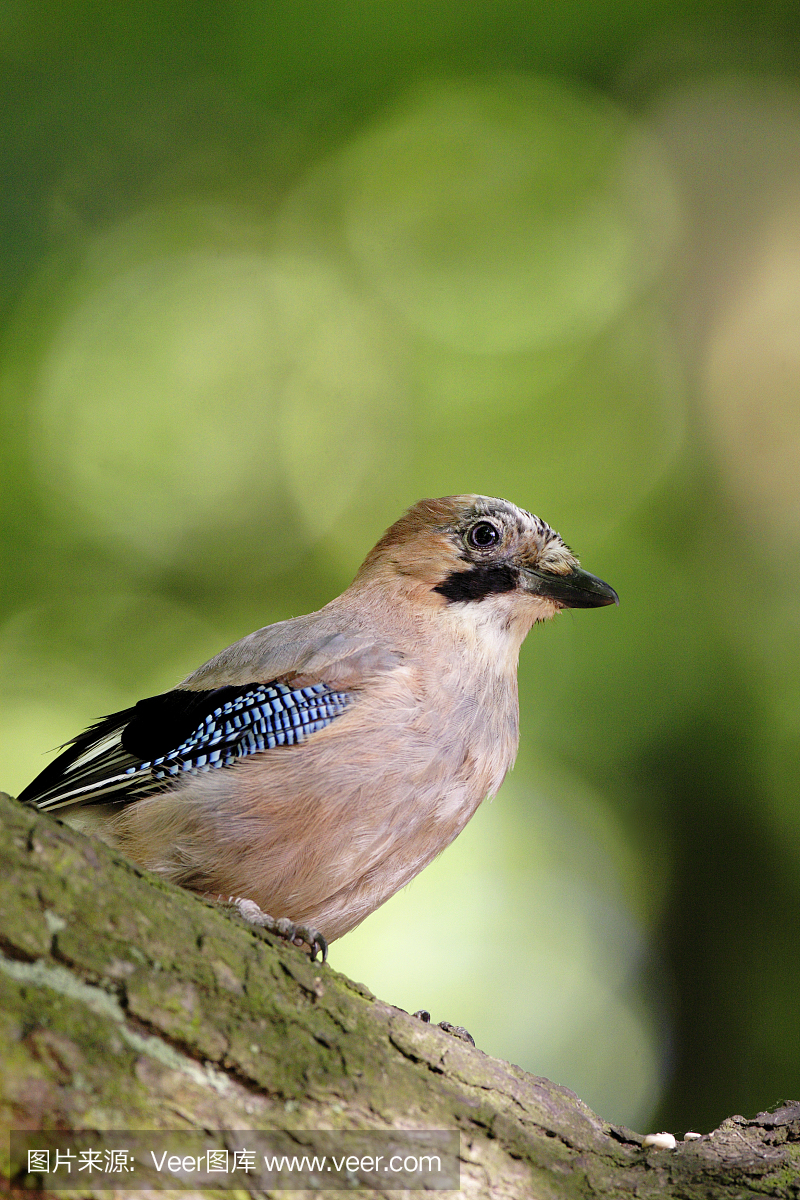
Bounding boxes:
[466,521,501,550]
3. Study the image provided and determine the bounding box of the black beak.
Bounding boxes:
[522,565,619,609]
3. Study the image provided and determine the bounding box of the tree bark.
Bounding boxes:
[1,790,799,1198]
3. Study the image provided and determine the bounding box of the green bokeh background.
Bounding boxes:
[3,1,800,1135]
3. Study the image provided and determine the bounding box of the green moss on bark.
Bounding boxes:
[1,791,799,1198]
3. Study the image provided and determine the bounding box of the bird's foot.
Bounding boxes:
[216,895,328,963]
[413,1009,475,1046]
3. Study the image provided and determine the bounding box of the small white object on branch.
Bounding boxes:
[643,1132,677,1150]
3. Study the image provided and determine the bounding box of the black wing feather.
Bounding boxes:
[19,681,353,813]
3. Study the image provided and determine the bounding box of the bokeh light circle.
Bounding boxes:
[32,219,406,560]
[338,75,681,353]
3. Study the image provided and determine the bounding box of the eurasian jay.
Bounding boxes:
[19,495,617,960]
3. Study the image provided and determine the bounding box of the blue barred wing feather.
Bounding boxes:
[19,681,354,813]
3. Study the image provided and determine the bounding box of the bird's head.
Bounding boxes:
[354,495,617,650]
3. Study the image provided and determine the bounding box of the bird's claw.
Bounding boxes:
[273,915,329,963]
[438,1021,475,1045]
[218,895,328,962]
[413,1009,475,1046]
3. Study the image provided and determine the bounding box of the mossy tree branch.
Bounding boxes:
[1,791,798,1198]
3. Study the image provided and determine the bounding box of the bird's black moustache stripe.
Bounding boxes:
[434,563,518,603]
